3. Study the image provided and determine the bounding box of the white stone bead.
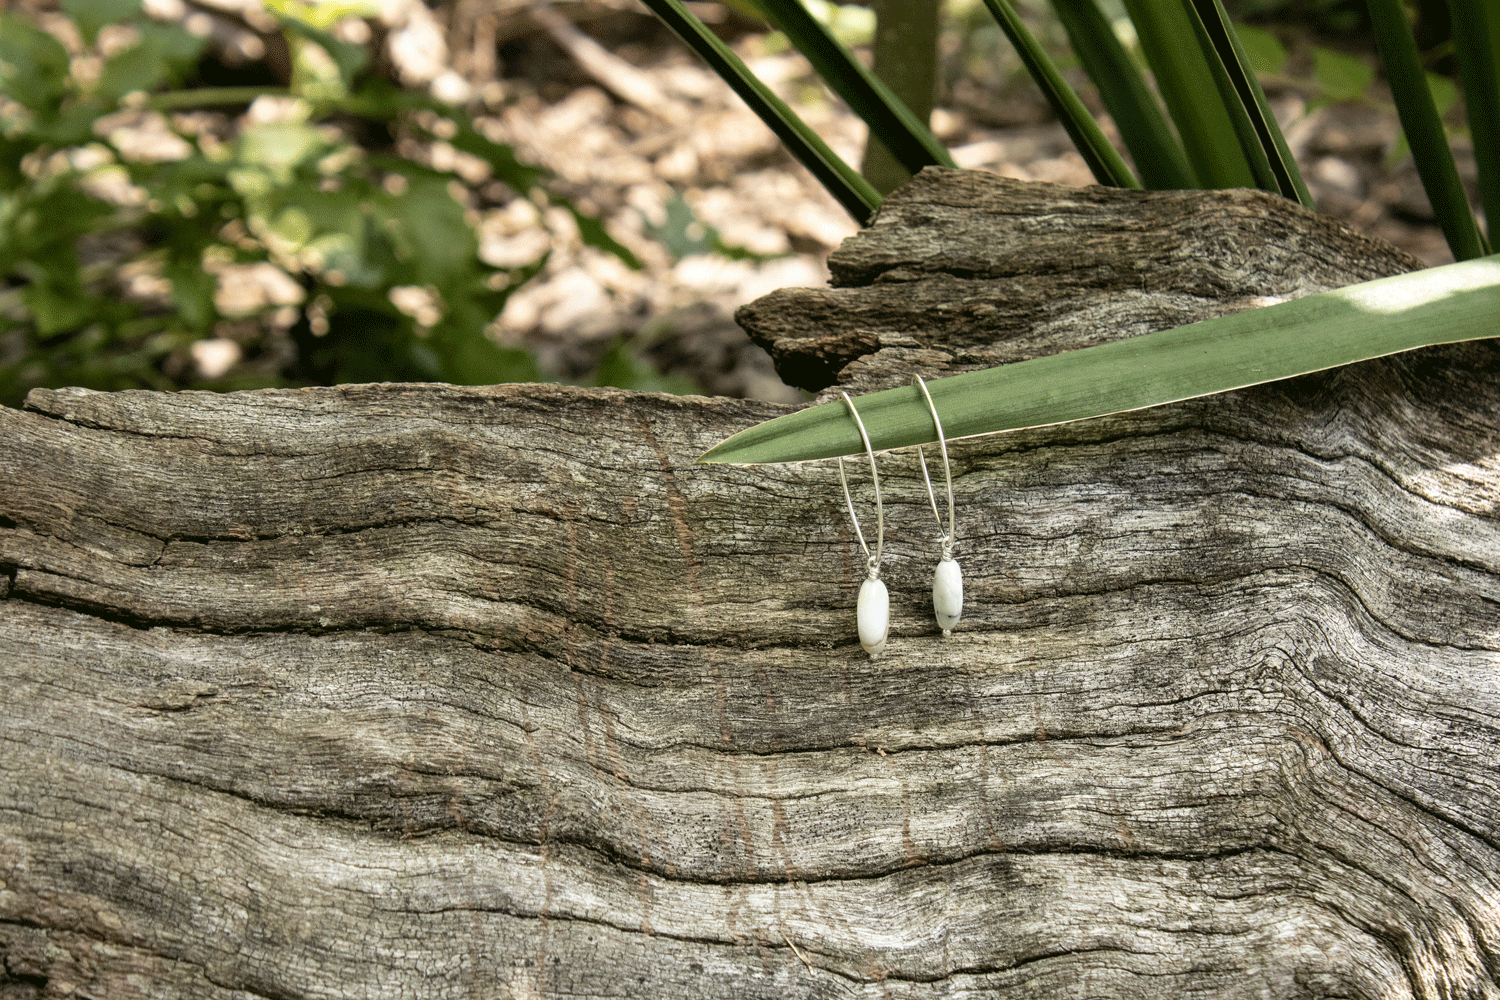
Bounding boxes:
[933,557,963,634]
[857,577,889,657]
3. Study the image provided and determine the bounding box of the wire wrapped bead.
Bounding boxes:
[932,556,963,635]
[857,575,889,656]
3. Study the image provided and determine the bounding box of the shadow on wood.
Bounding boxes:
[3,171,1498,999]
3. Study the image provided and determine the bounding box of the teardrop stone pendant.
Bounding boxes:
[857,576,889,657]
[933,557,963,636]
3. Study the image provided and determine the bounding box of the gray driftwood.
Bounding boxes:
[3,171,1499,1000]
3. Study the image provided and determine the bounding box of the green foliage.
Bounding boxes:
[1191,0,1312,205]
[1120,0,1260,189]
[1233,23,1475,184]
[0,0,645,407]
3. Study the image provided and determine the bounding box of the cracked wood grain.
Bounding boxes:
[3,175,1499,1000]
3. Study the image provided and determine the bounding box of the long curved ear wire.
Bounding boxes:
[838,391,888,657]
[914,375,962,636]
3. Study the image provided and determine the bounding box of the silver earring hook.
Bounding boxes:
[837,391,883,579]
[913,375,955,561]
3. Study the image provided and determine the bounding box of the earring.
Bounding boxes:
[914,375,962,636]
[838,391,888,657]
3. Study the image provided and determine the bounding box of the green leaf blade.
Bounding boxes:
[1050,0,1197,190]
[980,0,1140,189]
[1448,0,1500,247]
[753,0,955,176]
[1367,0,1489,260]
[638,0,880,224]
[1121,0,1256,190]
[699,256,1500,464]
[1189,1,1313,205]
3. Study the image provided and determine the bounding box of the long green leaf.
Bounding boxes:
[699,256,1500,464]
[752,0,955,175]
[1121,0,1256,189]
[1049,0,1197,189]
[1367,0,1489,260]
[1189,0,1313,205]
[1447,0,1500,246]
[638,0,880,224]
[1181,1,1280,195]
[979,0,1140,189]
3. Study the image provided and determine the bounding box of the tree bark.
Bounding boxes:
[3,171,1498,1000]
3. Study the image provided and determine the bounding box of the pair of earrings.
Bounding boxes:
[837,375,962,658]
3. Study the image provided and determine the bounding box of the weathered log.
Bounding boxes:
[738,167,1425,394]
[3,172,1498,999]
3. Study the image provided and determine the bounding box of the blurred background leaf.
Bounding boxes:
[0,0,651,406]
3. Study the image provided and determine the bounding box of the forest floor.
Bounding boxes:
[453,2,1469,402]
